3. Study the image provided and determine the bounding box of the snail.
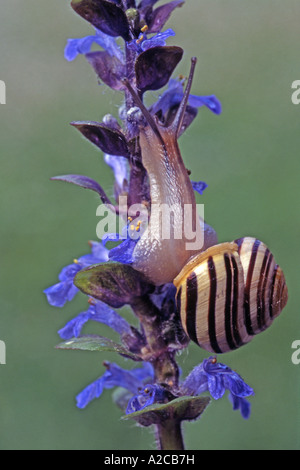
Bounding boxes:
[173,237,288,353]
[123,59,288,353]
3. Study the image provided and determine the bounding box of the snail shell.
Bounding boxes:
[173,237,288,353]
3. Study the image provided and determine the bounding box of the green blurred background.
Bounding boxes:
[0,0,299,450]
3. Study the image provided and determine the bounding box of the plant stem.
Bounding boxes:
[156,419,185,450]
[131,296,185,450]
[131,296,179,386]
[123,29,185,450]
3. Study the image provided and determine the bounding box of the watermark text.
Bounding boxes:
[291,340,300,365]
[96,197,205,251]
[0,80,6,104]
[0,340,6,365]
[291,80,300,105]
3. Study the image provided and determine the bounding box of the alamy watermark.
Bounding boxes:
[291,340,300,365]
[291,80,300,105]
[0,80,6,104]
[96,196,206,251]
[0,340,6,365]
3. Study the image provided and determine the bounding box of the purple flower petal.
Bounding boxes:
[76,362,154,409]
[102,233,125,246]
[44,279,79,308]
[140,0,160,7]
[180,357,254,418]
[126,384,169,414]
[58,299,133,340]
[150,283,177,311]
[229,393,252,419]
[188,94,222,115]
[44,243,109,308]
[152,79,222,125]
[89,240,110,261]
[64,28,123,62]
[128,28,176,54]
[191,180,208,195]
[151,78,184,115]
[104,154,128,189]
[141,29,176,51]
[58,312,90,339]
[108,238,138,264]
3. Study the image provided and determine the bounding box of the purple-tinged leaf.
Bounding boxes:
[148,0,185,33]
[86,51,126,91]
[135,46,183,95]
[74,262,154,308]
[71,121,129,157]
[71,0,130,41]
[51,174,115,207]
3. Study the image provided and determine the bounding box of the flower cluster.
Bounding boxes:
[45,0,253,449]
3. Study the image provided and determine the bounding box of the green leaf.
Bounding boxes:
[74,262,154,308]
[122,395,211,427]
[56,335,142,361]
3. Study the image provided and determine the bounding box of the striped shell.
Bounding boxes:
[173,237,288,353]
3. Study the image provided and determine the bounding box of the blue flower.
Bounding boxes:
[191,180,208,195]
[44,241,109,307]
[43,264,81,308]
[181,357,254,419]
[229,393,252,420]
[152,78,222,116]
[126,384,171,414]
[58,299,133,340]
[150,283,177,312]
[103,218,147,265]
[188,94,222,115]
[101,231,137,265]
[108,238,138,264]
[64,28,123,62]
[104,153,128,191]
[76,362,154,409]
[128,28,176,53]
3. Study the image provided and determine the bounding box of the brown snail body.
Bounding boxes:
[124,58,217,286]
